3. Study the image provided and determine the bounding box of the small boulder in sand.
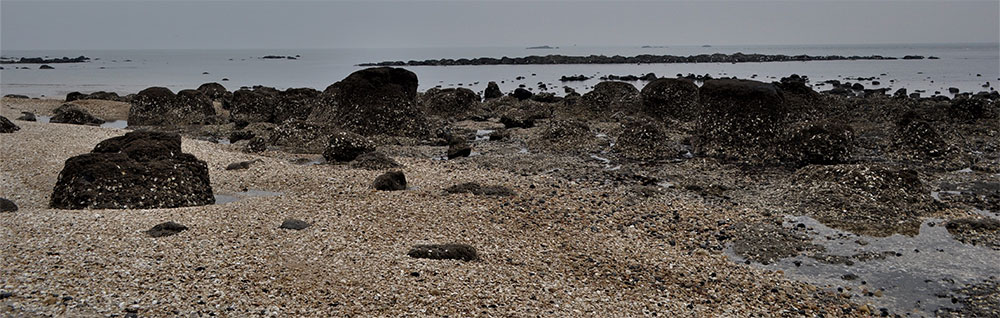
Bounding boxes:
[373,171,407,191]
[1,116,20,133]
[323,130,375,162]
[407,244,479,261]
[225,159,260,171]
[447,142,472,159]
[0,198,18,212]
[146,222,188,237]
[50,103,104,126]
[17,112,36,122]
[444,182,515,197]
[279,219,311,230]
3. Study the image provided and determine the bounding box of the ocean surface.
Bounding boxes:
[1,43,997,98]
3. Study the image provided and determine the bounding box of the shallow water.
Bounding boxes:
[99,120,127,129]
[727,215,1000,316]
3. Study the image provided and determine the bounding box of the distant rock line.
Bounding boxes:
[0,56,90,64]
[359,53,923,66]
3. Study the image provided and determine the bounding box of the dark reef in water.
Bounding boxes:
[0,56,90,64]
[359,52,915,66]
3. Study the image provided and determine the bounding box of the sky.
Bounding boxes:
[1,0,998,50]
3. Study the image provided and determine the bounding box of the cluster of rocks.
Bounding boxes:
[599,73,657,82]
[129,87,217,126]
[360,53,902,66]
[66,91,130,103]
[0,56,89,64]
[51,103,105,126]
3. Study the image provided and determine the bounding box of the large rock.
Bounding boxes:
[50,131,215,209]
[420,87,481,119]
[484,81,503,100]
[228,87,280,123]
[613,118,686,161]
[373,171,407,191]
[196,82,229,100]
[640,78,700,121]
[267,119,341,154]
[51,104,104,126]
[785,122,855,165]
[696,79,787,163]
[894,113,951,160]
[511,88,533,101]
[0,198,17,212]
[577,81,641,117]
[309,67,427,137]
[323,130,375,162]
[1,116,20,133]
[129,87,216,126]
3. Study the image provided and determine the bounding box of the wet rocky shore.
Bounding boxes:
[1,66,998,317]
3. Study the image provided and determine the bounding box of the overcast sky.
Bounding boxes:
[2,0,998,50]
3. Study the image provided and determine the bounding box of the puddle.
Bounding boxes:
[100,120,128,129]
[216,138,231,145]
[37,115,51,123]
[474,129,495,142]
[727,215,1000,316]
[214,190,282,204]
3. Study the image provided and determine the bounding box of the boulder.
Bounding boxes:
[4,94,29,99]
[775,74,814,95]
[310,67,427,137]
[50,131,215,209]
[268,119,341,154]
[228,87,280,123]
[0,198,17,212]
[895,113,951,159]
[66,92,86,102]
[373,171,407,191]
[407,244,479,261]
[39,65,54,69]
[951,96,995,120]
[196,82,229,100]
[639,78,700,121]
[1,116,20,133]
[323,130,375,162]
[447,142,472,159]
[51,103,104,126]
[16,112,36,122]
[279,219,311,230]
[532,119,600,154]
[420,87,480,119]
[129,87,216,126]
[146,222,188,237]
[785,122,855,165]
[484,81,503,100]
[511,88,533,101]
[577,81,641,117]
[613,118,685,162]
[696,79,787,163]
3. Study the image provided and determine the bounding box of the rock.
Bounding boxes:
[39,65,54,69]
[65,92,85,102]
[895,113,951,159]
[309,67,427,137]
[16,112,35,122]
[349,151,401,170]
[323,130,375,162]
[775,74,815,95]
[196,82,229,100]
[512,88,533,101]
[447,142,472,159]
[228,130,256,143]
[577,81,641,117]
[530,92,562,103]
[50,131,215,209]
[50,103,105,126]
[640,78,700,121]
[0,198,17,212]
[3,94,29,99]
[279,219,311,230]
[945,218,1000,250]
[129,87,216,126]
[893,88,908,98]
[531,119,600,154]
[786,122,855,165]
[483,81,503,100]
[696,79,787,163]
[499,112,537,129]
[267,120,342,154]
[851,83,864,90]
[407,244,479,261]
[245,137,268,153]
[951,96,995,120]
[1,116,20,133]
[225,159,259,171]
[373,171,407,191]
[146,222,188,237]
[731,222,821,265]
[613,118,685,161]
[444,182,515,196]
[420,87,481,119]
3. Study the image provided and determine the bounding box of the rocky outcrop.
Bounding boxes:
[309,67,427,137]
[613,119,686,162]
[1,116,20,133]
[576,81,641,117]
[512,88,533,101]
[785,122,855,165]
[484,81,503,100]
[229,87,321,124]
[51,104,104,126]
[196,82,229,101]
[146,222,188,237]
[639,78,700,121]
[50,131,215,209]
[128,87,216,126]
[360,53,899,66]
[66,91,128,102]
[420,87,481,120]
[323,130,375,162]
[696,79,787,163]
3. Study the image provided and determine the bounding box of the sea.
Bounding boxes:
[1,43,997,99]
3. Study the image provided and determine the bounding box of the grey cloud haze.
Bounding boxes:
[2,0,998,50]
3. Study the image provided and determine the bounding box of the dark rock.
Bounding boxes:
[1,116,20,133]
[229,130,256,143]
[776,74,815,95]
[696,79,787,163]
[613,118,685,161]
[407,244,479,261]
[640,78,700,120]
[267,119,342,154]
[146,221,188,237]
[895,113,951,159]
[420,87,480,119]
[349,151,401,170]
[530,92,562,103]
[4,94,29,99]
[310,67,426,137]
[950,96,995,120]
[16,112,35,122]
[246,137,268,153]
[279,219,311,230]
[225,159,259,171]
[0,198,17,212]
[129,87,216,126]
[373,171,407,191]
[444,182,515,197]
[499,113,536,129]
[484,81,503,100]
[50,104,104,126]
[50,131,214,209]
[196,82,229,100]
[893,88,908,98]
[851,83,864,90]
[512,88,533,101]
[39,65,54,69]
[323,130,375,162]
[786,122,855,165]
[447,142,472,159]
[577,81,641,117]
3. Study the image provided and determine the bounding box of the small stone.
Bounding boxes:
[146,222,188,237]
[279,219,310,230]
[0,198,17,212]
[373,171,407,191]
[407,244,479,261]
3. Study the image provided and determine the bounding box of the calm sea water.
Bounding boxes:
[1,43,997,98]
